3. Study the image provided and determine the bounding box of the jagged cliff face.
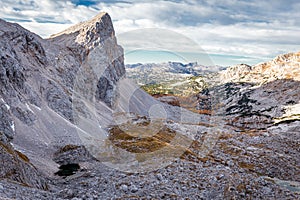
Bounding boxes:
[0,12,125,188]
[220,52,300,83]
[0,12,125,125]
[48,12,125,108]
[199,52,300,130]
[0,19,44,139]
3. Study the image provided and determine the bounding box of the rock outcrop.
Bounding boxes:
[0,12,125,189]
[220,51,300,83]
[50,13,125,108]
[198,79,300,129]
[211,52,300,129]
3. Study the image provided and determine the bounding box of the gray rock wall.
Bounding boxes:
[0,12,125,189]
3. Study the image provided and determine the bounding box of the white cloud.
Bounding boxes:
[19,22,72,38]
[175,22,300,58]
[0,0,299,65]
[0,0,99,37]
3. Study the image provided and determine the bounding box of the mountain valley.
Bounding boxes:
[0,12,299,200]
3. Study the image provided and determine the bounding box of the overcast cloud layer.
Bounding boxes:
[1,0,299,65]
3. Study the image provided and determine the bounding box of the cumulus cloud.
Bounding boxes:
[0,0,299,65]
[0,0,99,36]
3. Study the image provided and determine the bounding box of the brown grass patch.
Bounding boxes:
[180,148,209,163]
[58,144,80,153]
[108,126,176,153]
[219,133,234,140]
[238,162,255,170]
[218,142,243,156]
[0,141,15,155]
[237,183,246,192]
[15,150,30,162]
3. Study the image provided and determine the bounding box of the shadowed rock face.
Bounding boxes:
[0,12,125,189]
[210,52,300,131]
[0,103,14,140]
[198,79,300,129]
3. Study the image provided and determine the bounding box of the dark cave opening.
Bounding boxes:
[54,163,80,177]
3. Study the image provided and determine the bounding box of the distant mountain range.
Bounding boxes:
[126,62,226,74]
[126,62,226,85]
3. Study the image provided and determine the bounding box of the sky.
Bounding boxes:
[0,0,299,66]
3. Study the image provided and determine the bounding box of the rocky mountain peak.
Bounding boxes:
[272,51,300,65]
[49,12,115,52]
[0,12,125,189]
[220,51,300,84]
[219,63,252,82]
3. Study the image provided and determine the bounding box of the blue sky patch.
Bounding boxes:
[3,18,32,23]
[71,0,98,6]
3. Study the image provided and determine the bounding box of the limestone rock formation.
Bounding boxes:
[0,12,125,189]
[0,132,48,190]
[220,51,300,83]
[212,52,300,129]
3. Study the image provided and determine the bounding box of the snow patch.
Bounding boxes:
[9,142,14,148]
[26,103,34,113]
[31,103,42,111]
[11,121,15,132]
[282,103,300,116]
[274,102,300,124]
[11,143,27,154]
[1,98,10,110]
